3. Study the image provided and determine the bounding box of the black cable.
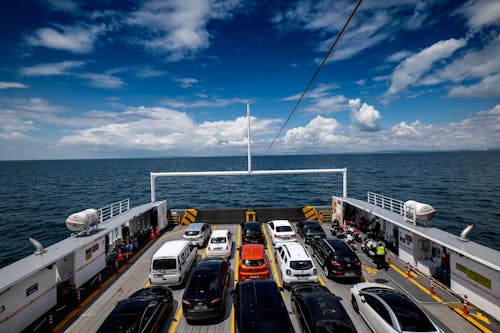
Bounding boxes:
[265,0,363,154]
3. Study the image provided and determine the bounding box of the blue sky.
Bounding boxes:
[0,0,499,160]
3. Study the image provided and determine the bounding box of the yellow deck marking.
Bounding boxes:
[168,307,184,333]
[230,225,241,333]
[453,308,493,333]
[471,312,491,324]
[390,264,443,302]
[262,225,285,300]
[363,266,379,276]
[54,227,184,332]
[144,280,150,288]
[318,275,326,286]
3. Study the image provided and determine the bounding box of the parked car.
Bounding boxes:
[275,242,318,287]
[312,238,362,280]
[149,240,197,286]
[296,220,326,244]
[206,229,233,258]
[291,285,357,333]
[182,257,230,323]
[234,280,295,333]
[240,221,265,244]
[238,243,270,281]
[97,286,173,333]
[350,283,444,333]
[266,220,296,245]
[182,222,211,247]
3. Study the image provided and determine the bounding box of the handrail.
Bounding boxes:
[367,192,418,224]
[97,199,130,223]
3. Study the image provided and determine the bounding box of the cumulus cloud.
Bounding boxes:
[0,82,28,89]
[387,38,466,95]
[26,24,105,54]
[456,0,500,29]
[127,0,241,61]
[449,74,500,98]
[282,116,346,148]
[79,73,125,89]
[348,98,381,131]
[19,60,85,76]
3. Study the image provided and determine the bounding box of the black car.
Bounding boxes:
[182,257,230,323]
[291,287,357,333]
[312,238,362,280]
[234,280,294,333]
[97,286,173,333]
[296,220,326,244]
[240,221,265,244]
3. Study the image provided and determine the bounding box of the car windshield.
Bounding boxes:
[243,259,265,266]
[290,260,313,270]
[188,275,219,292]
[317,320,356,333]
[152,259,176,270]
[98,314,139,333]
[185,231,199,236]
[211,237,227,244]
[276,226,292,232]
[379,292,436,331]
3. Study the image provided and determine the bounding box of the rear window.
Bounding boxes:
[307,226,324,233]
[189,275,219,292]
[290,260,313,270]
[276,226,292,232]
[185,231,199,236]
[243,259,265,266]
[211,237,227,244]
[382,293,436,331]
[152,259,176,270]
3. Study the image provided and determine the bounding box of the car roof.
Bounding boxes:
[269,220,291,226]
[185,223,207,230]
[242,222,261,228]
[241,244,265,259]
[300,292,349,322]
[212,229,230,237]
[194,258,225,274]
[154,240,190,257]
[282,242,310,259]
[301,220,320,225]
[324,238,353,252]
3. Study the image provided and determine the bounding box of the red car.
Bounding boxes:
[238,244,270,281]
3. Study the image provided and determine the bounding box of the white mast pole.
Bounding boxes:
[247,102,252,172]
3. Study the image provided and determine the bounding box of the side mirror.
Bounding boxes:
[360,295,366,303]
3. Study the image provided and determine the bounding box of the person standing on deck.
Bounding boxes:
[376,241,386,269]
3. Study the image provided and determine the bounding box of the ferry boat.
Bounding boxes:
[0,110,499,333]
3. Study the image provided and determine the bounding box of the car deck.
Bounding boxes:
[63,221,486,333]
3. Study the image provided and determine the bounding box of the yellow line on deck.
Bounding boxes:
[262,225,285,300]
[389,263,443,302]
[453,308,493,333]
[168,307,184,333]
[230,225,241,333]
[318,274,326,286]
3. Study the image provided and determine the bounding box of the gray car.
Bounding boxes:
[182,223,211,247]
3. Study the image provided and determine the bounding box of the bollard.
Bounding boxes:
[463,295,468,316]
[387,254,391,266]
[155,225,160,237]
[150,227,155,240]
[49,314,54,333]
[430,278,435,295]
[115,259,119,274]
[98,273,102,287]
[407,262,411,278]
[77,290,81,308]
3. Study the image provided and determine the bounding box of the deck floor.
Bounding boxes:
[64,222,484,333]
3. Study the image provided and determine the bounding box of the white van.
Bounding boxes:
[149,240,197,286]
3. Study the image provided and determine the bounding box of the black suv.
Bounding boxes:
[182,257,230,323]
[240,222,265,244]
[312,238,362,280]
[291,284,357,333]
[97,286,173,333]
[296,220,326,244]
[234,280,294,333]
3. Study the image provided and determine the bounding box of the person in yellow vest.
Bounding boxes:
[376,241,386,269]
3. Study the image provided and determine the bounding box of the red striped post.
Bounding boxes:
[49,314,54,333]
[77,289,81,308]
[98,273,102,287]
[463,295,468,316]
[407,262,411,278]
[430,278,435,295]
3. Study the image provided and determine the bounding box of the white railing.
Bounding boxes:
[367,192,405,215]
[98,199,130,223]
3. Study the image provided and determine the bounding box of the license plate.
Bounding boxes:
[297,276,307,280]
[214,247,222,250]
[250,275,260,279]
[347,264,351,267]
[195,304,208,310]
[345,272,355,276]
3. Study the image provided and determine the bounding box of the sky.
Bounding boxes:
[0,0,499,160]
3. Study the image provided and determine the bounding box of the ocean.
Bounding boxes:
[0,151,499,268]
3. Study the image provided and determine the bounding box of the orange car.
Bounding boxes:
[238,244,270,281]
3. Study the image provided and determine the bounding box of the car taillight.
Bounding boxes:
[286,269,291,275]
[182,300,192,308]
[330,259,342,267]
[209,297,221,305]
[240,265,245,271]
[242,234,247,239]
[275,234,282,238]
[313,268,317,275]
[355,260,361,266]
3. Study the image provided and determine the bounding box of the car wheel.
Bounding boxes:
[351,295,359,313]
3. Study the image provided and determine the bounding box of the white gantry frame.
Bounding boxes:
[150,103,347,202]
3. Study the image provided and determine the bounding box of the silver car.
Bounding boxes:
[182,223,211,247]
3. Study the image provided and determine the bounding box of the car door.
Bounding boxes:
[361,294,396,333]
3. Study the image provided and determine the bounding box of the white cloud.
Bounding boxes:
[2,97,64,113]
[79,73,125,89]
[0,82,28,89]
[174,77,199,88]
[135,67,167,78]
[26,24,104,54]
[127,0,241,61]
[282,116,347,149]
[449,74,500,98]
[161,97,248,108]
[19,60,85,76]
[40,0,80,13]
[387,50,412,62]
[348,98,381,131]
[456,0,500,29]
[282,83,338,101]
[387,38,466,95]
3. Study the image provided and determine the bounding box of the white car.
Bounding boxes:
[275,242,318,287]
[206,229,233,258]
[266,220,296,245]
[350,283,444,333]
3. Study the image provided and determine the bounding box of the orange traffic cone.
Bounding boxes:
[155,225,160,237]
[116,247,123,261]
[150,227,155,240]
